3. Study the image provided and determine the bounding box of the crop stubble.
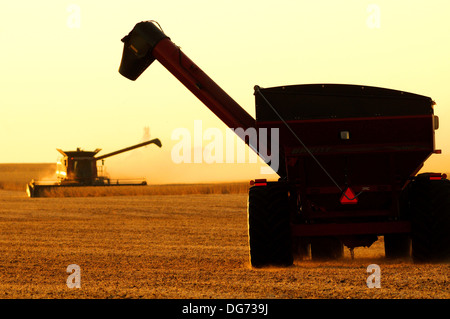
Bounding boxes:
[0,189,448,299]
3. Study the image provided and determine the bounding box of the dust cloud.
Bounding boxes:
[104,146,276,185]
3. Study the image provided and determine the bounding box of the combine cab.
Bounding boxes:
[118,21,450,263]
[27,138,162,197]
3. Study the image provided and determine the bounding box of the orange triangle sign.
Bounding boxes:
[340,187,358,204]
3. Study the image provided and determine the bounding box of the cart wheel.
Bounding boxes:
[407,174,450,263]
[247,182,293,268]
[384,234,411,259]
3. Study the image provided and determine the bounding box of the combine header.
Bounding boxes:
[118,21,450,264]
[27,138,162,197]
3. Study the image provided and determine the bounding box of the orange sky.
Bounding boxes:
[1,1,449,184]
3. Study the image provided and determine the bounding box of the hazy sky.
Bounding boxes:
[1,1,449,183]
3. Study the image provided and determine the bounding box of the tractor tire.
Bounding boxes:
[384,234,411,259]
[310,236,344,260]
[407,175,450,263]
[247,182,293,268]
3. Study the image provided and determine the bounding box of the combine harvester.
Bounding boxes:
[27,138,162,197]
[118,21,450,264]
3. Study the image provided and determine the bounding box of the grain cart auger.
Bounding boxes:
[27,138,162,197]
[119,21,450,264]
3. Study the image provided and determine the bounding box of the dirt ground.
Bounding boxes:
[0,189,449,299]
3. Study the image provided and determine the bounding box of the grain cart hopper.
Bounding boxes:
[118,21,450,264]
[27,138,162,197]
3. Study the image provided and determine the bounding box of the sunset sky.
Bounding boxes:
[1,1,449,184]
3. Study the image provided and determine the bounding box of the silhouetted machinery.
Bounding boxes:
[117,21,450,264]
[27,138,162,197]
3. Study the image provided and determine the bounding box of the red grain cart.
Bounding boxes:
[118,21,450,265]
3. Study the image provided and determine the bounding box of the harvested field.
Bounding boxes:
[0,189,449,300]
[38,182,250,197]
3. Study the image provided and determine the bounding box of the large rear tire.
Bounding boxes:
[407,175,450,263]
[384,234,411,259]
[247,182,293,268]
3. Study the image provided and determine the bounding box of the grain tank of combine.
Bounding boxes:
[55,148,102,185]
[118,21,450,264]
[27,138,162,197]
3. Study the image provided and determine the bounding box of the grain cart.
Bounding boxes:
[27,138,162,197]
[118,21,450,264]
